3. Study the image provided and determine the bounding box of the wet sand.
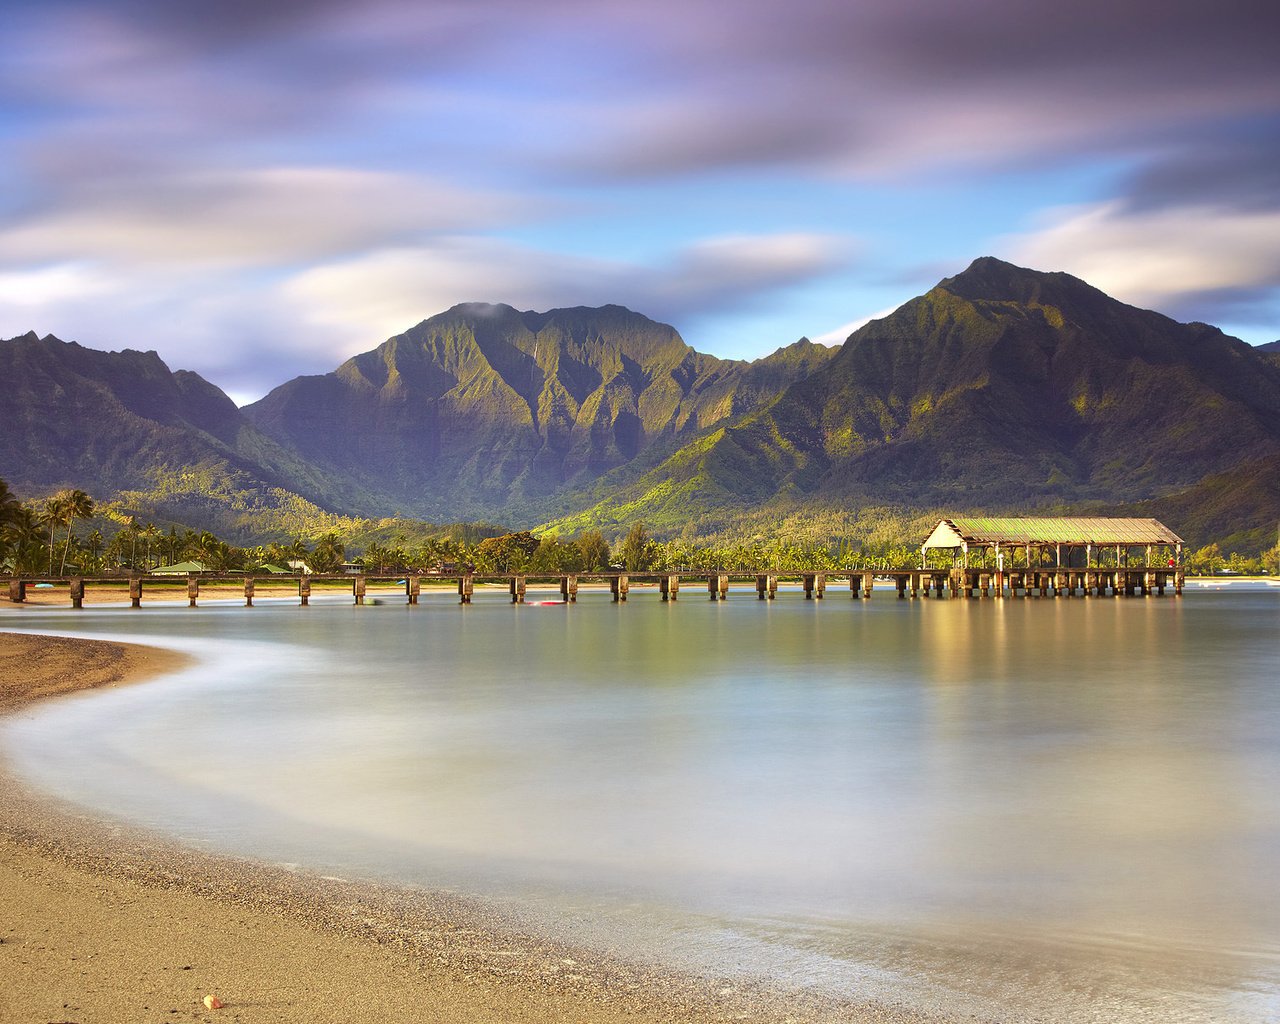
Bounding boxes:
[0,629,930,1024]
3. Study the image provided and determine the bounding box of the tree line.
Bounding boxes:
[2,479,1277,577]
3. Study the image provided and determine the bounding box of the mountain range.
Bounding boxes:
[3,258,1278,550]
[242,303,833,521]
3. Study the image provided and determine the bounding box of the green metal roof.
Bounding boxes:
[149,560,207,574]
[924,517,1183,548]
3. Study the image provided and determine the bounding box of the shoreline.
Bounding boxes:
[0,630,918,1024]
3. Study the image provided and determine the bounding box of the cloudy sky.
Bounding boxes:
[2,0,1277,403]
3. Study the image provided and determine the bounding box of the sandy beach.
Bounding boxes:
[0,628,925,1024]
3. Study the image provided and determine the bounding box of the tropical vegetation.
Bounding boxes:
[3,477,1276,578]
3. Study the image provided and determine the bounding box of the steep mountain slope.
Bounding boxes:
[1260,340,1280,370]
[547,258,1280,541]
[244,304,834,520]
[7,265,1278,549]
[0,332,367,525]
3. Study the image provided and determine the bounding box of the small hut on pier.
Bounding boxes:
[921,517,1183,570]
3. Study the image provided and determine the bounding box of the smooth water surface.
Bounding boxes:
[4,586,1279,1021]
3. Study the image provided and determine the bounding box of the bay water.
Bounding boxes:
[4,584,1279,1021]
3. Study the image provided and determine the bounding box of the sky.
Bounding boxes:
[1,0,1277,405]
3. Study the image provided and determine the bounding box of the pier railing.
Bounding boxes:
[5,566,1184,607]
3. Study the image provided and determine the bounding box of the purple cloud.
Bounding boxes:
[2,0,1278,396]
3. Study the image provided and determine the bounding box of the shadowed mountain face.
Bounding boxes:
[0,332,366,521]
[6,261,1279,548]
[243,304,834,519]
[549,259,1280,542]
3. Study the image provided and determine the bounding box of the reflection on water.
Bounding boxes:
[3,587,1279,1022]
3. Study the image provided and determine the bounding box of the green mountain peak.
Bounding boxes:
[6,265,1278,550]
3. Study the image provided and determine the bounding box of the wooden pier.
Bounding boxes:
[4,565,1185,608]
[4,515,1193,609]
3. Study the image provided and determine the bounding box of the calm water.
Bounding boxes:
[4,585,1279,1022]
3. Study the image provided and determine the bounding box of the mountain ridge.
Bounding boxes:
[243,303,835,519]
[539,258,1280,548]
[0,330,377,537]
[4,259,1278,549]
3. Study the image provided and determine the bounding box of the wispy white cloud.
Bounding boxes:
[2,0,1278,390]
[0,230,851,401]
[1008,201,1280,321]
[283,232,851,347]
[0,263,115,309]
[812,307,900,347]
[0,167,530,268]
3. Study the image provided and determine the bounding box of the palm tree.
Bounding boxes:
[141,522,161,570]
[119,516,139,570]
[163,526,180,565]
[193,531,220,568]
[0,478,20,528]
[178,529,200,563]
[2,506,44,574]
[41,493,69,574]
[58,489,95,575]
[0,478,21,566]
[85,529,105,572]
[362,542,391,574]
[310,533,345,573]
[201,539,235,572]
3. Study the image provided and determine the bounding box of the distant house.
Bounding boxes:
[921,517,1184,569]
[255,563,292,574]
[286,559,313,574]
[150,560,207,575]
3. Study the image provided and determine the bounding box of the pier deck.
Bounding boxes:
[5,566,1184,607]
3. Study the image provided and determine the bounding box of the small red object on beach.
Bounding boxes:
[203,994,224,1009]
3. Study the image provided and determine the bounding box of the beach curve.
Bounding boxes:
[0,629,927,1024]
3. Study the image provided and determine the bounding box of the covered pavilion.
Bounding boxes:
[921,517,1183,570]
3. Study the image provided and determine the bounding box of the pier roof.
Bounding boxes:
[923,517,1183,549]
